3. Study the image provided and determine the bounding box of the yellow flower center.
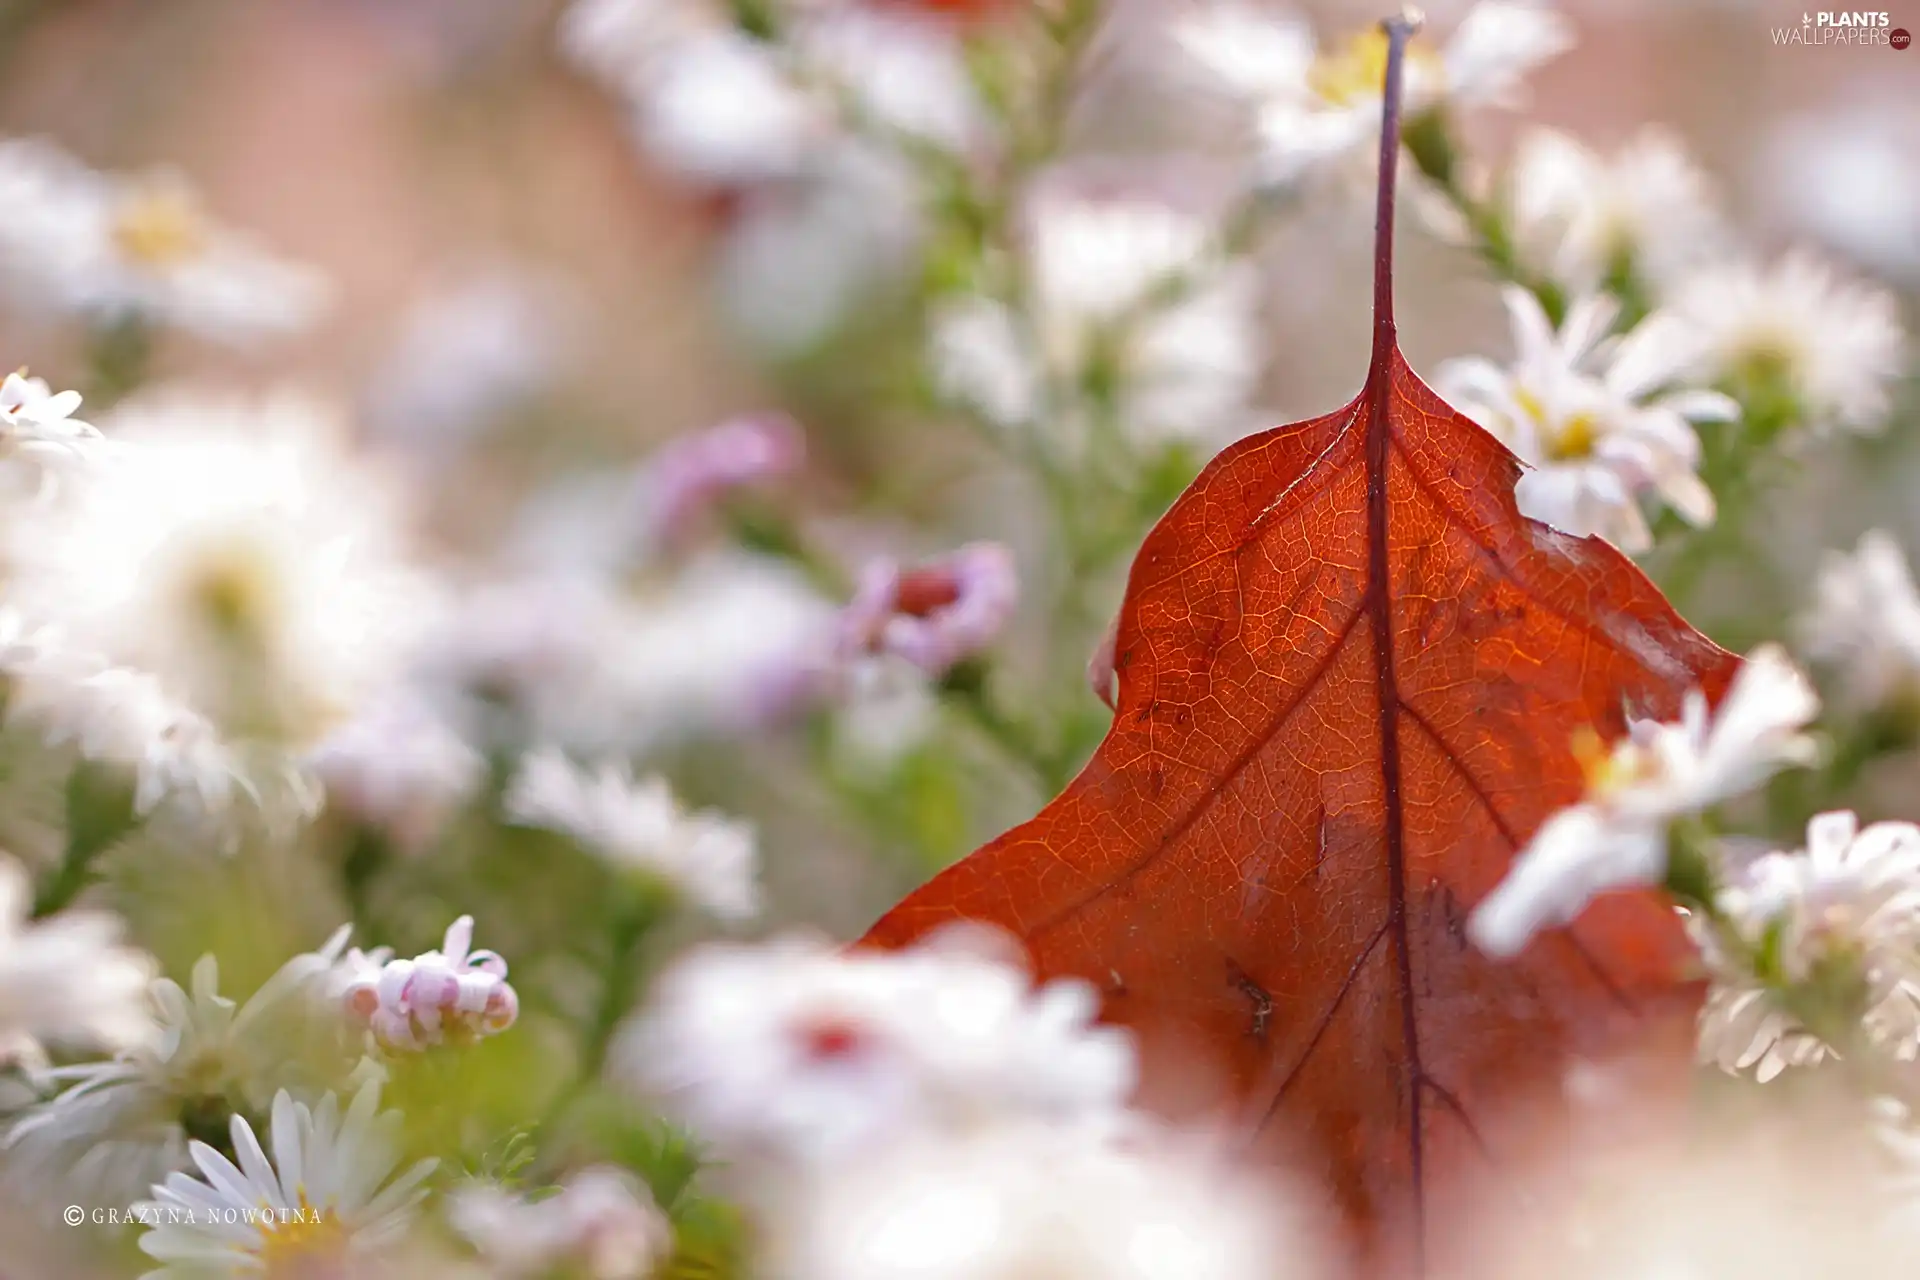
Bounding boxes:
[1513,386,1600,461]
[1307,27,1442,107]
[1571,726,1656,801]
[112,184,206,269]
[253,1192,348,1275]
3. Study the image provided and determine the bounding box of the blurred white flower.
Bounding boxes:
[6,391,434,749]
[639,31,823,185]
[1799,531,1920,710]
[563,0,980,186]
[336,916,519,1054]
[1670,250,1906,436]
[308,692,484,854]
[439,553,835,754]
[1177,1,1573,184]
[365,272,570,451]
[718,141,924,354]
[796,8,984,154]
[1764,99,1920,284]
[1437,286,1734,553]
[0,370,97,464]
[763,1119,1327,1280]
[0,611,243,817]
[840,542,1018,679]
[1472,645,1820,956]
[451,1166,671,1280]
[559,0,726,89]
[1508,126,1725,293]
[1698,811,1920,1081]
[620,930,1134,1167]
[933,189,1260,451]
[4,928,354,1207]
[504,747,759,921]
[0,139,327,344]
[135,1083,436,1276]
[0,855,156,1067]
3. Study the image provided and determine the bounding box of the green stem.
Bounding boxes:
[940,660,1069,793]
[34,763,140,918]
[577,888,660,1084]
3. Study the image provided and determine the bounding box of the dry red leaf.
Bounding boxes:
[863,15,1739,1269]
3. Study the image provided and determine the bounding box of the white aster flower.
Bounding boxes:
[1698,811,1920,1081]
[1670,250,1906,436]
[795,8,983,155]
[439,552,833,755]
[559,0,729,92]
[1472,645,1820,956]
[0,369,97,464]
[308,692,483,854]
[1177,2,1573,184]
[1765,101,1920,285]
[0,138,327,344]
[0,610,244,817]
[763,1119,1326,1280]
[933,187,1260,451]
[638,31,823,186]
[335,916,519,1054]
[1437,286,1736,552]
[1799,531,1920,710]
[4,928,355,1207]
[365,272,570,451]
[135,1083,436,1277]
[0,855,156,1066]
[6,390,433,749]
[451,1166,671,1280]
[504,748,759,921]
[1508,126,1725,293]
[620,930,1134,1167]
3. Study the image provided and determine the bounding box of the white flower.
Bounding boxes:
[0,855,156,1066]
[0,370,97,463]
[1799,531,1920,710]
[763,1119,1326,1280]
[1669,250,1906,436]
[451,1166,671,1280]
[0,611,243,817]
[717,140,924,355]
[365,272,571,451]
[3,928,354,1207]
[1472,645,1820,956]
[0,138,327,344]
[135,1083,436,1276]
[438,551,833,755]
[504,748,759,921]
[620,930,1134,1167]
[559,0,728,94]
[1177,2,1573,183]
[796,8,983,155]
[933,189,1260,451]
[335,917,518,1054]
[6,391,433,749]
[308,692,483,854]
[1698,811,1920,1081]
[1765,102,1920,284]
[1507,126,1725,293]
[1437,287,1736,552]
[638,31,823,185]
